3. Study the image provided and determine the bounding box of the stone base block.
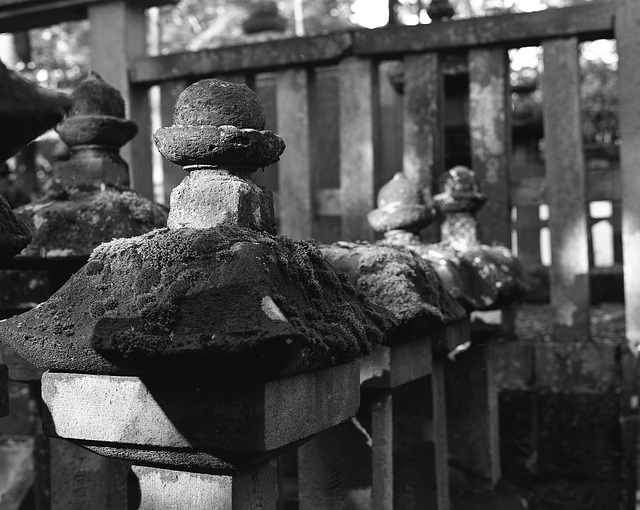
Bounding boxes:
[129,461,278,510]
[42,362,359,471]
[360,334,432,388]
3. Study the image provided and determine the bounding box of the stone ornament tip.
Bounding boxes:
[154,79,284,169]
[433,165,487,214]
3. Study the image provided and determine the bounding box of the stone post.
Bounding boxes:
[0,79,394,509]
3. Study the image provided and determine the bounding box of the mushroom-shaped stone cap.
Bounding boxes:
[368,173,433,233]
[56,73,137,148]
[154,79,285,168]
[0,60,71,162]
[433,166,487,214]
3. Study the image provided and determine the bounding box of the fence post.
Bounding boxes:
[541,37,590,342]
[88,1,152,198]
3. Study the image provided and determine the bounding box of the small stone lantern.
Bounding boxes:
[0,79,394,508]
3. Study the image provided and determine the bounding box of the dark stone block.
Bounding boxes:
[537,391,622,480]
[530,480,623,510]
[499,389,537,477]
[534,342,620,392]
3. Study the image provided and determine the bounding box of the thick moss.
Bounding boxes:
[0,227,395,379]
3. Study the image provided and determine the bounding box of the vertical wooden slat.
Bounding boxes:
[616,0,640,348]
[469,47,512,246]
[160,80,187,204]
[403,52,443,203]
[276,68,313,239]
[89,1,153,199]
[339,57,378,242]
[541,37,590,342]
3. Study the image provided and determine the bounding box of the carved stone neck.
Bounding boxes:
[154,79,284,233]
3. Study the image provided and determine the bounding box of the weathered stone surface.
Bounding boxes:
[321,241,466,343]
[173,79,265,129]
[433,165,487,215]
[0,59,70,163]
[0,228,393,377]
[0,193,30,260]
[154,124,285,168]
[14,186,168,258]
[167,169,275,233]
[42,363,359,465]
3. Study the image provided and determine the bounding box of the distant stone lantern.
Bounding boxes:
[6,72,168,291]
[0,79,395,508]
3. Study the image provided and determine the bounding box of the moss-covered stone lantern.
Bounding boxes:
[0,78,395,507]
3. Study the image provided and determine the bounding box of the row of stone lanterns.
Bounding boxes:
[0,67,528,509]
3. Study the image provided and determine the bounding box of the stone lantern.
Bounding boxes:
[8,73,167,292]
[0,79,395,508]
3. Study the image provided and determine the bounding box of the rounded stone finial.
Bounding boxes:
[56,72,137,150]
[427,0,455,21]
[154,79,284,169]
[368,172,433,236]
[433,166,486,215]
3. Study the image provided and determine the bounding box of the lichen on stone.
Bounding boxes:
[321,241,466,344]
[14,184,168,258]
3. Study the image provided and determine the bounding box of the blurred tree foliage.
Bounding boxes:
[3,0,619,146]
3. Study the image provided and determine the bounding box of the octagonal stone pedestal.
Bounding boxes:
[42,362,360,508]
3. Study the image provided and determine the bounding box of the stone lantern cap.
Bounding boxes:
[56,72,137,149]
[0,78,395,379]
[433,165,487,215]
[367,172,433,235]
[154,80,285,168]
[321,242,466,343]
[12,73,168,259]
